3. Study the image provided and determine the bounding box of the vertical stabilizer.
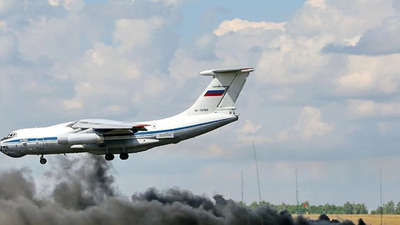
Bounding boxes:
[182,68,254,115]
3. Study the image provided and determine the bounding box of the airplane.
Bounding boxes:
[0,67,254,164]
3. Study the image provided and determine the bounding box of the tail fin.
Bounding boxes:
[183,68,254,115]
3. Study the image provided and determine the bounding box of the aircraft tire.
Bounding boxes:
[105,153,114,161]
[120,153,129,160]
[40,156,47,165]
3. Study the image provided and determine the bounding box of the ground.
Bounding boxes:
[294,214,400,225]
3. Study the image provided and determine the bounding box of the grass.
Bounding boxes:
[293,214,400,225]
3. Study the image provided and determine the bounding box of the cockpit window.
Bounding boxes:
[1,132,17,141]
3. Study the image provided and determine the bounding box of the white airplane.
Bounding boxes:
[1,68,254,164]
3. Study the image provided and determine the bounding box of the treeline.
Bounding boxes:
[245,200,400,214]
[370,201,400,214]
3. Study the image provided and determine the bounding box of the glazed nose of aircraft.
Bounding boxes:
[0,139,6,153]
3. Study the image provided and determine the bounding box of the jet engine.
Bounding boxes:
[58,133,104,145]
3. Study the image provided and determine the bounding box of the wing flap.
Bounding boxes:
[72,119,149,133]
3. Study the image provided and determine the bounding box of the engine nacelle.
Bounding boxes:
[58,133,104,145]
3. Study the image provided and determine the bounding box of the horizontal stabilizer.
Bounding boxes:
[200,68,254,76]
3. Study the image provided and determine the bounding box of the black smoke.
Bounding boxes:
[46,155,116,210]
[0,155,361,225]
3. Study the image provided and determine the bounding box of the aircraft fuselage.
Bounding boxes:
[1,112,237,158]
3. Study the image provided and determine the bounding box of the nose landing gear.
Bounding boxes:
[40,155,47,164]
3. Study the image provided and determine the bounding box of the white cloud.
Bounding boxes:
[377,122,396,136]
[17,16,91,63]
[142,76,168,96]
[106,104,127,114]
[235,107,333,145]
[0,20,7,30]
[168,48,218,84]
[347,100,376,117]
[0,0,16,14]
[48,0,60,6]
[113,17,164,51]
[62,99,83,110]
[237,119,262,134]
[323,16,400,55]
[268,88,293,101]
[71,42,140,82]
[48,0,85,11]
[0,1,180,119]
[255,36,331,84]
[337,72,373,92]
[213,18,286,36]
[348,100,400,117]
[189,15,338,86]
[149,0,187,6]
[187,144,228,158]
[288,0,394,38]
[335,54,400,95]
[235,120,289,144]
[306,0,326,9]
[60,42,142,115]
[294,106,333,140]
[0,34,16,61]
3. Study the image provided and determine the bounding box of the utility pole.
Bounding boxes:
[252,142,263,225]
[380,169,383,225]
[241,170,244,203]
[296,169,299,213]
[252,142,262,203]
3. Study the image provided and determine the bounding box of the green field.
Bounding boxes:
[294,214,400,225]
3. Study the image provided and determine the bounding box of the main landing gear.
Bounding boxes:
[105,153,114,161]
[38,152,129,164]
[104,153,129,161]
[120,153,129,160]
[40,155,47,165]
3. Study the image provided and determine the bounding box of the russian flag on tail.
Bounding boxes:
[204,90,225,97]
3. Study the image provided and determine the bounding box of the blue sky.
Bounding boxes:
[1,0,400,212]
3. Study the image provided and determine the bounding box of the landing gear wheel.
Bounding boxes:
[120,153,129,160]
[40,156,47,165]
[105,153,114,161]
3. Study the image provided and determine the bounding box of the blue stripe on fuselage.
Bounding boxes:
[136,118,233,136]
[3,137,58,143]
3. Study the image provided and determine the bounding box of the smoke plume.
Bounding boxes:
[0,155,361,225]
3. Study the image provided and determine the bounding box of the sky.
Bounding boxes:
[0,0,400,212]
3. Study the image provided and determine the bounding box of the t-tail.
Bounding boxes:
[182,68,254,115]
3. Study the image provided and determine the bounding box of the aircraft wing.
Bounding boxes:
[72,119,149,133]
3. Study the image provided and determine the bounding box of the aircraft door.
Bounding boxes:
[36,138,44,151]
[26,138,44,152]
